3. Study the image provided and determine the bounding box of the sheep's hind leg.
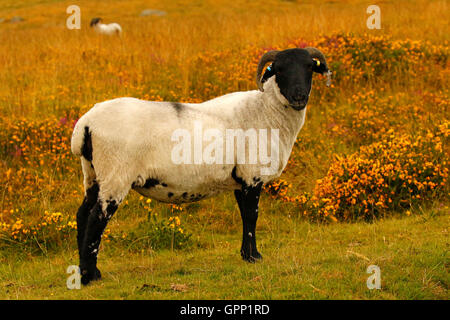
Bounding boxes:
[234,182,263,263]
[79,196,121,285]
[76,181,99,262]
[76,158,99,270]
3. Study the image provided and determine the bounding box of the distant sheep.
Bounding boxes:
[71,47,331,285]
[90,18,122,35]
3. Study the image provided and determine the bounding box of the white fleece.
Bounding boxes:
[92,22,122,35]
[71,77,307,207]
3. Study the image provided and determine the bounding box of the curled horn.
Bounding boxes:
[256,50,279,92]
[304,47,332,87]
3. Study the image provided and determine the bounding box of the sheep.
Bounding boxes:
[71,47,331,284]
[90,17,122,35]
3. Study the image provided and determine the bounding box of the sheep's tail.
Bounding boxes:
[115,24,122,35]
[71,115,91,160]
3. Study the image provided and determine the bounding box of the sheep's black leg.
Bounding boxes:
[79,199,118,285]
[234,182,263,263]
[76,182,99,261]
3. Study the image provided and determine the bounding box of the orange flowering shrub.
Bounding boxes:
[263,179,291,199]
[310,122,449,221]
[325,90,449,146]
[0,211,76,252]
[0,117,79,210]
[305,34,449,88]
[265,122,448,222]
[0,117,75,169]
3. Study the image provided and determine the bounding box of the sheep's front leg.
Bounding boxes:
[234,182,263,263]
[79,200,118,285]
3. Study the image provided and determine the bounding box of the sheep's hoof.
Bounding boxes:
[80,266,102,285]
[252,251,263,261]
[241,250,263,263]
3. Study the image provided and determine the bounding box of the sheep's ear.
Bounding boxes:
[261,64,275,84]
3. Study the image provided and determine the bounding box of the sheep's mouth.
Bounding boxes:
[288,103,306,111]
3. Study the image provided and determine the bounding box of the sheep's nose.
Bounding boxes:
[294,93,307,103]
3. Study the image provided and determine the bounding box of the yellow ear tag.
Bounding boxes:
[313,58,320,66]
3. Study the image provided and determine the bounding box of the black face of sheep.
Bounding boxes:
[90,17,101,27]
[257,48,330,110]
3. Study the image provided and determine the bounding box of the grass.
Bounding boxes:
[0,0,449,299]
[0,206,447,299]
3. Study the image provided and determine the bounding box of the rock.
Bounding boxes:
[140,9,166,17]
[10,16,24,23]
